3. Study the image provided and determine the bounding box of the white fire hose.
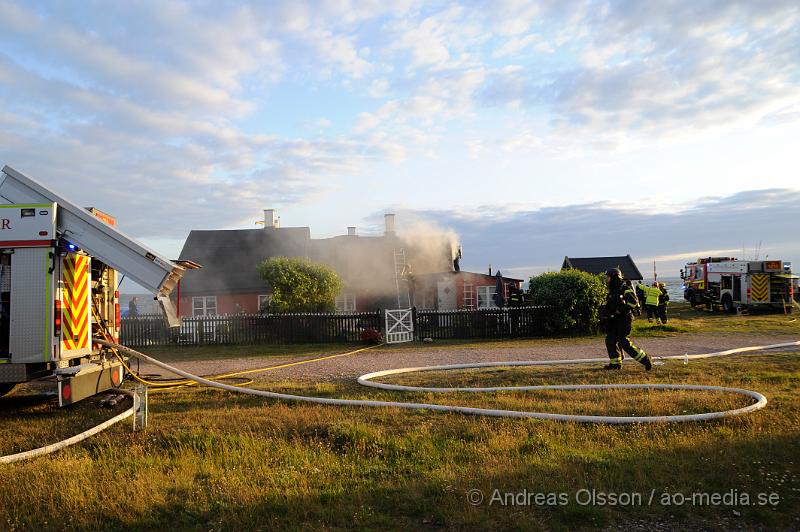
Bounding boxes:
[0,389,134,464]
[1,339,797,464]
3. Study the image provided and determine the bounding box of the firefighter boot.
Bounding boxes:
[626,344,652,371]
[602,364,621,370]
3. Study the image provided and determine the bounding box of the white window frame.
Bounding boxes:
[477,285,497,309]
[192,296,217,317]
[258,294,272,312]
[335,293,357,312]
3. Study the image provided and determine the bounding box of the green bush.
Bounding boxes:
[257,257,342,313]
[527,270,607,334]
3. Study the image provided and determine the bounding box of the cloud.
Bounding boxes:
[347,0,800,161]
[0,2,280,113]
[0,1,408,238]
[396,189,800,278]
[502,1,800,142]
[368,78,390,98]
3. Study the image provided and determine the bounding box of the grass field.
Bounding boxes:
[639,301,800,335]
[1,344,798,531]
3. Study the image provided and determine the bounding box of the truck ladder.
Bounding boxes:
[0,166,186,325]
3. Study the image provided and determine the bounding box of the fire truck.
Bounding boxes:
[681,257,794,313]
[0,166,187,405]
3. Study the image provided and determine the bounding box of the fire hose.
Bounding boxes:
[0,389,134,464]
[2,339,798,464]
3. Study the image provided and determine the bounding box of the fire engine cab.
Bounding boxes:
[681,257,794,313]
[0,166,186,405]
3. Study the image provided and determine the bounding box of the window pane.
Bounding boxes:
[205,296,217,315]
[477,286,496,308]
[192,296,205,317]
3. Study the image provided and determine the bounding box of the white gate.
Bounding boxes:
[385,309,414,344]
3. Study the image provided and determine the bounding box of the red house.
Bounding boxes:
[176,210,521,316]
[413,270,523,310]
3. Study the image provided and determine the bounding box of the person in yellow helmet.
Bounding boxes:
[644,282,660,322]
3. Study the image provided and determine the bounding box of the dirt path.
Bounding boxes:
[134,332,800,383]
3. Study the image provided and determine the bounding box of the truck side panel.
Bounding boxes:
[9,247,53,363]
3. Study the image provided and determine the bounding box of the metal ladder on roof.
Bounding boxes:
[394,248,411,309]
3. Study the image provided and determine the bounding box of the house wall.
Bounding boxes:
[414,272,522,310]
[178,293,266,317]
[454,273,521,308]
[178,291,383,316]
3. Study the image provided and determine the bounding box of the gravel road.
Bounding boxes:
[135,332,800,383]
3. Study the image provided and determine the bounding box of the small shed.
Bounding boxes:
[561,255,643,280]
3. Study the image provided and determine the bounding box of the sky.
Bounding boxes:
[0,0,798,290]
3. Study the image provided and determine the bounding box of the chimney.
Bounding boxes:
[347,226,357,236]
[263,209,278,228]
[384,213,396,235]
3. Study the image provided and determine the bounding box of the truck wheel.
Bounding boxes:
[0,383,15,398]
[722,294,735,314]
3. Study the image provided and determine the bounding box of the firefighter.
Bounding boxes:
[600,268,652,371]
[657,282,669,324]
[508,288,523,306]
[635,281,646,316]
[625,279,641,316]
[645,282,660,323]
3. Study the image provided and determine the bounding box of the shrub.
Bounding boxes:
[527,270,607,334]
[257,257,342,313]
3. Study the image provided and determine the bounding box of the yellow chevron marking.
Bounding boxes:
[751,274,769,302]
[61,254,90,351]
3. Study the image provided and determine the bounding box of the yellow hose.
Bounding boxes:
[92,302,381,390]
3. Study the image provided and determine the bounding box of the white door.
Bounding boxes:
[437,279,456,310]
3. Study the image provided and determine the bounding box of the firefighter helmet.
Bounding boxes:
[605,268,622,279]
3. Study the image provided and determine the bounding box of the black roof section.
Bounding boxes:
[562,255,643,280]
[177,227,311,295]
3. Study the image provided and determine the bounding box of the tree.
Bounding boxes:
[527,270,607,334]
[257,257,342,313]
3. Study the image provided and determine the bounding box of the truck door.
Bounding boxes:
[8,247,55,363]
[733,275,742,302]
[2,203,58,364]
